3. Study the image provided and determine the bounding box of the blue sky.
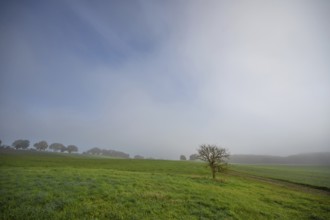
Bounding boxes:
[1,0,329,159]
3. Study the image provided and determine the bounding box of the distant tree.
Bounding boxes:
[197,144,230,179]
[60,145,67,153]
[101,149,129,158]
[67,145,78,153]
[49,143,65,152]
[33,141,48,151]
[134,155,144,159]
[189,154,199,160]
[0,140,5,149]
[85,147,129,158]
[12,139,30,150]
[5,145,12,149]
[88,147,102,155]
[180,155,187,160]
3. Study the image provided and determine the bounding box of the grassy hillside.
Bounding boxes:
[231,164,330,189]
[230,152,330,165]
[0,150,329,219]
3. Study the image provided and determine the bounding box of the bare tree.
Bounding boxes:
[197,144,230,179]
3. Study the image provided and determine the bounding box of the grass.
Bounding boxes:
[0,149,329,219]
[230,164,330,189]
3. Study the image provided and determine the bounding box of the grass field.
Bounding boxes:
[0,150,329,219]
[230,164,330,189]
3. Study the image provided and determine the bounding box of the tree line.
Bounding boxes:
[0,139,78,153]
[179,154,199,161]
[83,147,130,158]
[2,139,229,179]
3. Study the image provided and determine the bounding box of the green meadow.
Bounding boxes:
[231,164,330,189]
[0,150,329,219]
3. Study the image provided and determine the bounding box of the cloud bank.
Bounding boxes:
[1,0,329,159]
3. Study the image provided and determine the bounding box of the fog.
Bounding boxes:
[1,0,329,159]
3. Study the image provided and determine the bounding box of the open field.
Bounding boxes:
[230,164,330,189]
[0,150,329,219]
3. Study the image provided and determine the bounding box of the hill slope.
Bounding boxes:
[0,150,329,219]
[229,152,330,165]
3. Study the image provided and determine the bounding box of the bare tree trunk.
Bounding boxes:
[212,167,216,179]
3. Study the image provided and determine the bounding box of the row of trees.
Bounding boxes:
[83,147,129,158]
[47,142,79,153]
[3,139,228,179]
[179,154,199,161]
[0,139,78,153]
[83,147,146,159]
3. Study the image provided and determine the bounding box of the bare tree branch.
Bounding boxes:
[197,144,230,179]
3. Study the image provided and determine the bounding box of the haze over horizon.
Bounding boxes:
[1,0,329,159]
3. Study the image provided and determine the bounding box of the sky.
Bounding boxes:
[0,0,329,159]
